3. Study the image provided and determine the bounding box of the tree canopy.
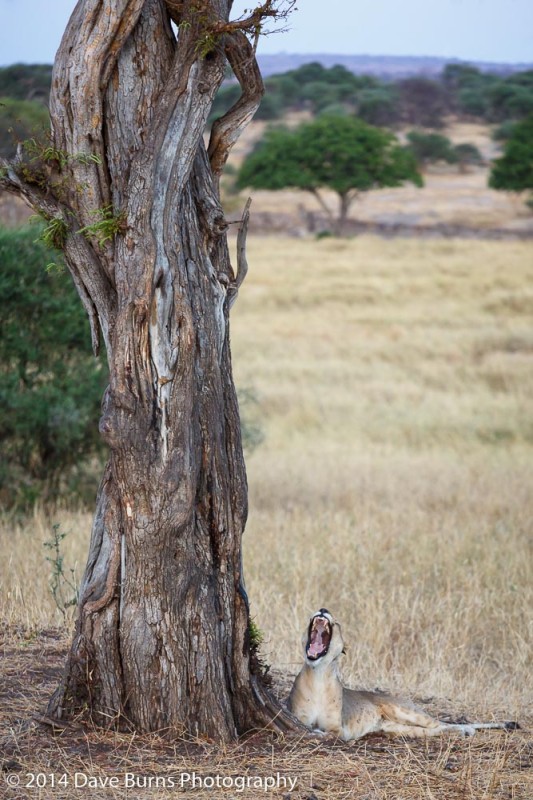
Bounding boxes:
[237,115,422,233]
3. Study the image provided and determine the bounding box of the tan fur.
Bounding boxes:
[288,610,516,741]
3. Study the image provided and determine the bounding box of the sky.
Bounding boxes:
[0,0,532,66]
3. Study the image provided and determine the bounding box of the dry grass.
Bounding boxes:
[1,235,532,798]
[234,235,533,721]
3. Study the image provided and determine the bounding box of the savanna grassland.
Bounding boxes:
[236,236,533,711]
[1,235,532,798]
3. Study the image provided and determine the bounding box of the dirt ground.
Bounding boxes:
[1,628,531,800]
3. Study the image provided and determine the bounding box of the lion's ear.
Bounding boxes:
[342,646,347,655]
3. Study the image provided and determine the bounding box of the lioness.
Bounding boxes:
[288,609,519,740]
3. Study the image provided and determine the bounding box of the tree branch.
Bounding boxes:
[211,1,297,38]
[63,234,117,356]
[208,31,264,179]
[308,187,336,227]
[346,188,360,204]
[1,160,114,355]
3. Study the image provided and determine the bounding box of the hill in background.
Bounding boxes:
[257,53,533,79]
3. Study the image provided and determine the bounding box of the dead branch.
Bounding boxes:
[228,197,252,309]
[211,0,297,38]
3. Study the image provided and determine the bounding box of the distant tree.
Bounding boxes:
[452,142,483,173]
[442,63,483,92]
[0,64,53,102]
[457,87,490,118]
[488,81,533,121]
[441,65,533,122]
[355,86,400,127]
[397,77,449,128]
[0,226,107,508]
[442,63,500,119]
[489,115,533,200]
[0,97,50,158]
[327,64,357,85]
[263,74,300,108]
[405,130,457,168]
[302,80,340,113]
[250,63,385,119]
[287,61,328,84]
[254,92,283,120]
[237,115,422,234]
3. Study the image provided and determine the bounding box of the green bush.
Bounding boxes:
[453,142,484,170]
[0,226,108,508]
[405,130,457,167]
[0,226,264,509]
[356,87,400,127]
[489,114,533,194]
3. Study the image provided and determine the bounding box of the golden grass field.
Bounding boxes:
[1,233,532,798]
[235,236,533,717]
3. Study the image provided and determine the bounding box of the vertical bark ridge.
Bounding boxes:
[51,0,147,224]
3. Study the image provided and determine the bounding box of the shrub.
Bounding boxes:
[0,226,108,508]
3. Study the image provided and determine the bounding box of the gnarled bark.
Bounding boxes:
[2,0,302,740]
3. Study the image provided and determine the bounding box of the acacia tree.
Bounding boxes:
[489,114,533,201]
[237,115,422,235]
[1,0,299,741]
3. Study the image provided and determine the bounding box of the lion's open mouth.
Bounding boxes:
[306,613,332,661]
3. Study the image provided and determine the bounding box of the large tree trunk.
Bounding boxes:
[2,0,298,740]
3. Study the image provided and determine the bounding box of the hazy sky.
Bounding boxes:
[0,0,532,66]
